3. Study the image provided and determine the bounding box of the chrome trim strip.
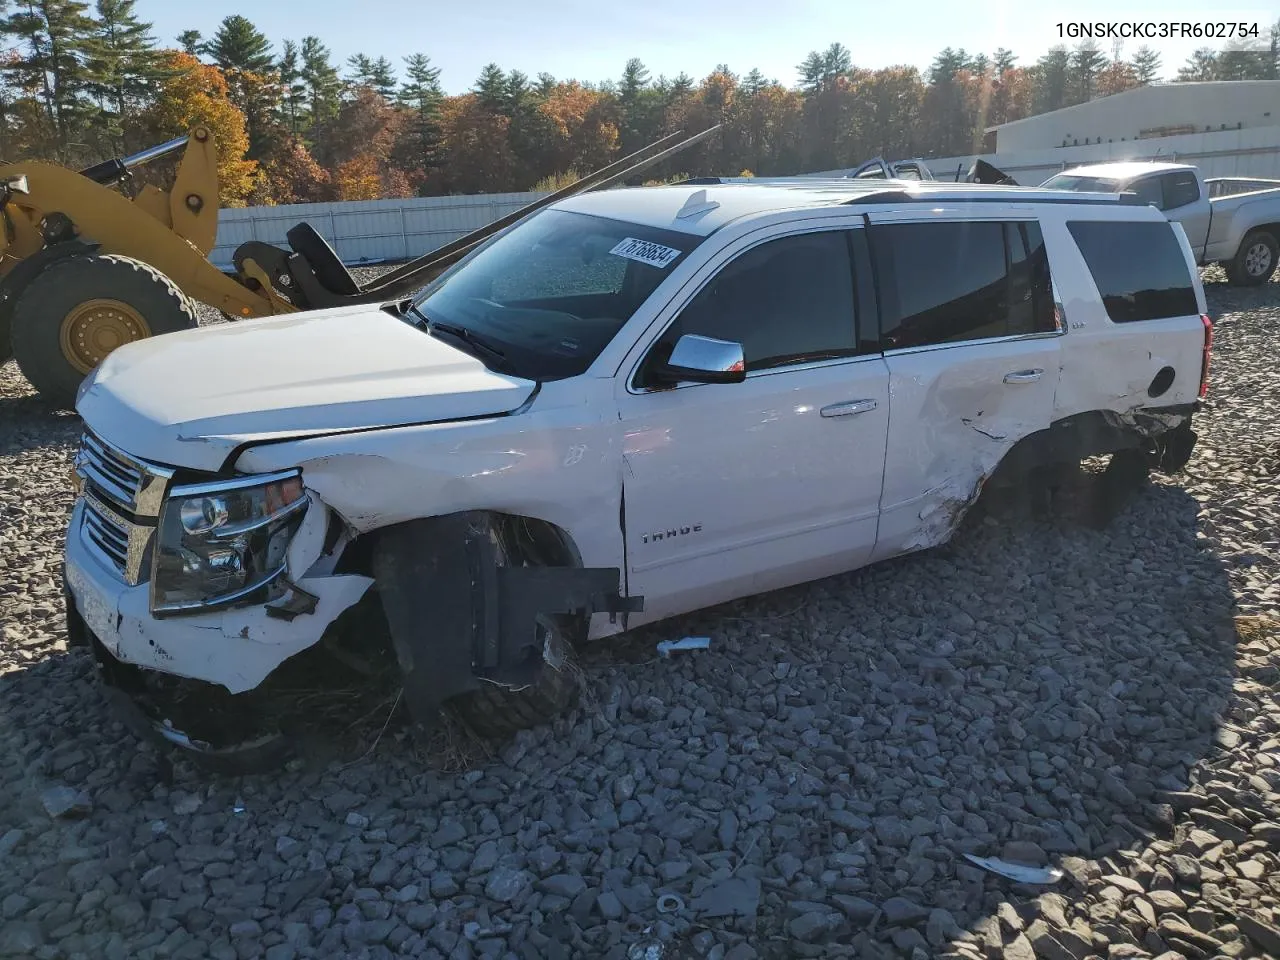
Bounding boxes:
[76,458,137,512]
[150,564,287,617]
[883,329,1064,357]
[169,469,302,499]
[206,495,311,541]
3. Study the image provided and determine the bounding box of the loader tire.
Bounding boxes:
[10,254,198,410]
[1225,229,1279,286]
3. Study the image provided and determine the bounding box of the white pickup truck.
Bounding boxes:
[63,178,1213,770]
[1040,161,1280,286]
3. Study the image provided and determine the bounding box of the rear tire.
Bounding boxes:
[1225,229,1279,286]
[10,254,198,409]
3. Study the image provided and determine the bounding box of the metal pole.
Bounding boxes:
[399,207,409,262]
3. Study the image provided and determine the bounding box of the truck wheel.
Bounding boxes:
[451,613,579,739]
[9,254,198,409]
[1225,230,1279,286]
[373,514,583,744]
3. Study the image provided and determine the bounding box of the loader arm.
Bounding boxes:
[0,159,279,318]
[121,127,222,258]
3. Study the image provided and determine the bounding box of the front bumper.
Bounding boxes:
[63,498,374,694]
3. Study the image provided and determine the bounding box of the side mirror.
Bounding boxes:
[654,334,745,385]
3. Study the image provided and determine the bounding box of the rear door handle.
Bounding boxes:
[820,399,877,418]
[1004,369,1044,384]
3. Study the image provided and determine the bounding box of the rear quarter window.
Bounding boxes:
[1066,220,1199,323]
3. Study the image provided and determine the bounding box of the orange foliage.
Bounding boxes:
[334,154,382,201]
[432,94,516,193]
[139,52,258,207]
[249,136,330,205]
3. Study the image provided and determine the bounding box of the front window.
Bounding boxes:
[410,208,705,381]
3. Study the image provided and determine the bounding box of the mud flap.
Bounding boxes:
[373,513,642,738]
[1152,422,1197,474]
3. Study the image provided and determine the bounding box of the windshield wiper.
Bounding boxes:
[408,305,515,373]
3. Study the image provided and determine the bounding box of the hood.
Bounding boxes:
[77,303,538,472]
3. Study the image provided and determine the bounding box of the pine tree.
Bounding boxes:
[300,34,340,153]
[1176,48,1219,81]
[176,28,201,56]
[740,68,765,96]
[1032,45,1072,114]
[1131,46,1162,84]
[277,39,306,134]
[397,52,442,180]
[1069,41,1105,101]
[1,0,100,159]
[535,71,556,97]
[84,0,164,151]
[203,15,273,74]
[474,62,506,111]
[993,48,1017,75]
[346,52,374,87]
[370,55,395,99]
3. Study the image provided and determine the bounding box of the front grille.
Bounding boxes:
[77,431,145,513]
[82,493,130,575]
[73,431,174,585]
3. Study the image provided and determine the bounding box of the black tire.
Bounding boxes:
[1225,229,1279,286]
[373,513,582,744]
[451,614,580,740]
[10,254,198,409]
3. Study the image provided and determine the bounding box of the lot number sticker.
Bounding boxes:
[610,237,682,269]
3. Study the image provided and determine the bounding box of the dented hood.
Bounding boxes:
[77,303,537,472]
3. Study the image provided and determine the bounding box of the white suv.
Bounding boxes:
[63,178,1213,767]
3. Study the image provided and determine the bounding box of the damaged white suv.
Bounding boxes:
[63,178,1213,768]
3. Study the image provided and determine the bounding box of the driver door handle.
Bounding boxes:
[821,399,877,418]
[1004,368,1044,384]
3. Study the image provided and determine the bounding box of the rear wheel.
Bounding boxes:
[1225,229,1278,286]
[10,254,198,409]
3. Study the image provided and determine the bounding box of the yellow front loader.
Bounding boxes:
[0,123,721,409]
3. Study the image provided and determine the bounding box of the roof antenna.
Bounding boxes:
[677,188,721,219]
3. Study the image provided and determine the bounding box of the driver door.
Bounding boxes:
[613,225,891,626]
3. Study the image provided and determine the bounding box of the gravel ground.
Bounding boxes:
[0,267,1278,960]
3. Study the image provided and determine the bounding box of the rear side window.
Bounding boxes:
[1066,220,1199,322]
[870,220,1057,349]
[1162,171,1200,209]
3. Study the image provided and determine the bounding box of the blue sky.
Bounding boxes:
[139,1,1277,95]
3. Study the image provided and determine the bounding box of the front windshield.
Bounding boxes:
[411,208,705,381]
[1041,174,1121,192]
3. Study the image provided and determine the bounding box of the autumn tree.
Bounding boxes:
[249,134,329,204]
[139,51,256,205]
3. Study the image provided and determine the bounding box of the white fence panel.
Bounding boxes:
[210,192,547,269]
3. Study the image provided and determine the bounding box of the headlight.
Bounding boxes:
[151,470,309,615]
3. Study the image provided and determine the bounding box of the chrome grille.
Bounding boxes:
[73,431,174,585]
[77,431,145,513]
[82,493,130,575]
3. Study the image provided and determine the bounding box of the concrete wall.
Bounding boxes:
[992,81,1280,153]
